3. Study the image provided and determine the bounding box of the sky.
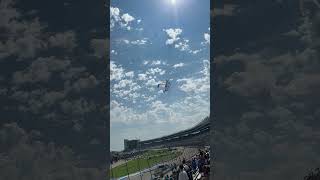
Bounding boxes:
[110,0,210,151]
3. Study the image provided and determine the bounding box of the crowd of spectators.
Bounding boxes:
[165,148,210,180]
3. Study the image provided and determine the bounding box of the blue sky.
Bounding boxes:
[110,0,210,151]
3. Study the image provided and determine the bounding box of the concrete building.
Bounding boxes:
[124,139,140,151]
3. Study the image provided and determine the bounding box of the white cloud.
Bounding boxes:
[111,49,118,55]
[174,39,190,51]
[143,60,149,65]
[131,38,148,45]
[110,6,138,31]
[204,33,210,44]
[119,38,149,45]
[138,73,147,81]
[146,78,159,86]
[111,92,209,126]
[121,13,135,23]
[125,71,134,78]
[151,60,162,65]
[110,7,121,29]
[191,49,202,54]
[137,19,142,24]
[110,7,120,21]
[122,39,130,44]
[114,79,132,89]
[113,80,141,100]
[110,61,124,81]
[177,60,210,94]
[201,59,210,77]
[163,28,183,45]
[110,61,142,102]
[163,29,203,54]
[110,7,120,18]
[110,100,144,124]
[148,59,167,66]
[147,67,166,75]
[143,60,167,66]
[173,62,185,68]
[173,39,203,54]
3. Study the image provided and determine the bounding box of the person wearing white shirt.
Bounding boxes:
[178,164,189,180]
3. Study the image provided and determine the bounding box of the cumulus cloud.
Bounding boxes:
[163,28,183,45]
[110,62,141,101]
[125,71,134,78]
[138,73,147,81]
[110,6,140,31]
[111,49,118,55]
[173,62,185,68]
[203,33,210,45]
[190,49,202,54]
[177,60,209,94]
[163,28,203,54]
[143,60,149,65]
[151,60,162,65]
[121,13,135,30]
[174,39,190,51]
[146,67,166,75]
[111,93,209,125]
[141,59,167,66]
[145,78,159,86]
[121,13,135,24]
[119,38,149,45]
[130,38,148,45]
[122,39,130,44]
[110,7,121,29]
[110,61,124,81]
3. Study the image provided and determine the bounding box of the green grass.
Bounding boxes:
[110,149,181,178]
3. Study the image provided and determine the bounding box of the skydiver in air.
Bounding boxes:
[157,79,171,93]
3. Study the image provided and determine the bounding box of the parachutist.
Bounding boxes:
[157,79,171,93]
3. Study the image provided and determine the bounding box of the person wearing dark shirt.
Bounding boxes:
[191,157,197,171]
[198,152,205,173]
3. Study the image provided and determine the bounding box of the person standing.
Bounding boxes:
[178,164,189,180]
[191,158,197,171]
[182,159,192,180]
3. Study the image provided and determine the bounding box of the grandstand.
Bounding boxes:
[139,116,210,149]
[111,116,211,180]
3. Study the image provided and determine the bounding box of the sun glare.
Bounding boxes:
[171,0,176,5]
